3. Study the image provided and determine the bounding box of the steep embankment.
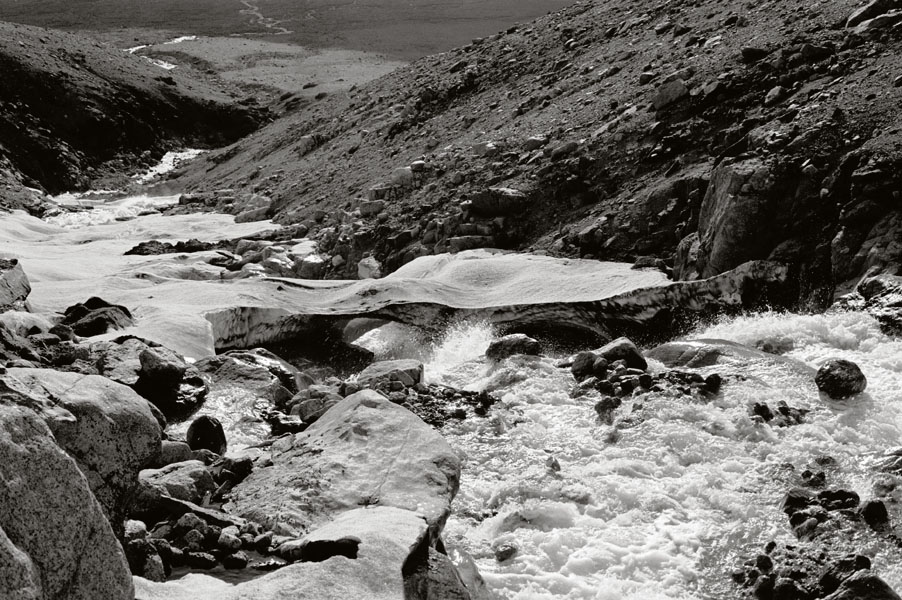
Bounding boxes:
[0,22,268,204]
[175,0,902,307]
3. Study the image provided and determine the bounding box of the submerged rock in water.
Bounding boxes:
[822,570,902,600]
[647,338,814,374]
[485,333,541,361]
[224,390,460,537]
[815,359,868,399]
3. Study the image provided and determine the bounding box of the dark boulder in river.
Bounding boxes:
[186,416,227,456]
[816,359,868,399]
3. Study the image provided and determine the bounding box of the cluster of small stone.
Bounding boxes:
[124,511,289,581]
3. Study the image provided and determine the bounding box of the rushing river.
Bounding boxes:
[31,191,902,598]
[358,311,902,599]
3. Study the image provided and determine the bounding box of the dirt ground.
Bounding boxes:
[0,0,574,60]
[131,35,406,96]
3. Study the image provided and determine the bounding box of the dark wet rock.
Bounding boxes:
[493,541,519,562]
[755,336,795,355]
[485,334,541,360]
[125,538,166,582]
[816,359,867,399]
[571,351,598,382]
[223,550,249,569]
[596,337,647,371]
[186,415,227,456]
[264,410,307,436]
[594,396,622,425]
[822,571,902,600]
[185,551,218,569]
[124,239,225,256]
[819,555,873,596]
[859,500,890,531]
[751,401,808,427]
[61,297,134,337]
[848,274,902,337]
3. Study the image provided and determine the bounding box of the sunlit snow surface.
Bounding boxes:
[357,313,902,599]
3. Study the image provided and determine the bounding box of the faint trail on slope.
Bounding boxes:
[238,0,293,35]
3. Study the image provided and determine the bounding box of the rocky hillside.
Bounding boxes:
[175,0,902,309]
[0,22,268,204]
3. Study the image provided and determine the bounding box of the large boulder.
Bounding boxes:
[815,359,868,399]
[847,0,902,27]
[3,368,162,529]
[0,402,134,600]
[224,390,460,537]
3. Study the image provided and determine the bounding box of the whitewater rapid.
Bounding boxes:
[355,311,902,599]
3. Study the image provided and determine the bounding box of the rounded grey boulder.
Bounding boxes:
[815,359,867,399]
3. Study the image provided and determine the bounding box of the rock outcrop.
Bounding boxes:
[224,390,461,537]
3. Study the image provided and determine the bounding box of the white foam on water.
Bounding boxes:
[135,149,205,184]
[44,194,181,229]
[428,312,902,598]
